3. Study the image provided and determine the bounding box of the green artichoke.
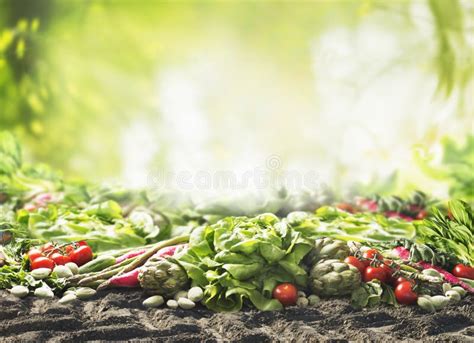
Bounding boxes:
[309,259,361,297]
[138,256,188,296]
[304,237,351,267]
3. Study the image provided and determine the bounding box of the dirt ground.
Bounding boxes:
[0,290,472,342]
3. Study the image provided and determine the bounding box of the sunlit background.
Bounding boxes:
[0,0,473,201]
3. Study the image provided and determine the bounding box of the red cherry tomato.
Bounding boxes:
[452,264,474,280]
[415,210,428,220]
[344,256,366,274]
[42,242,59,255]
[363,266,390,283]
[51,252,71,266]
[65,245,75,255]
[30,256,55,270]
[28,248,43,262]
[393,276,414,286]
[362,249,382,267]
[395,281,418,305]
[77,241,88,247]
[69,245,93,266]
[272,283,298,306]
[380,260,393,278]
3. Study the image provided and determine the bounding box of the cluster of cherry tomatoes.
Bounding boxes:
[345,249,474,306]
[345,249,418,305]
[27,241,93,270]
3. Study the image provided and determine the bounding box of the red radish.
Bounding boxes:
[336,203,355,213]
[384,211,413,221]
[392,246,410,261]
[24,203,36,212]
[156,244,188,257]
[356,198,378,212]
[415,210,428,220]
[100,268,141,289]
[33,193,53,206]
[115,249,147,264]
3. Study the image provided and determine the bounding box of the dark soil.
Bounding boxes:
[0,290,472,342]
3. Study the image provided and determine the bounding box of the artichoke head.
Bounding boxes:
[309,259,360,297]
[138,256,188,296]
[304,237,351,267]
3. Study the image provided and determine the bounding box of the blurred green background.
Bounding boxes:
[0,0,472,200]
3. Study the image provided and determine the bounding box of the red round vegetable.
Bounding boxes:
[392,276,414,286]
[344,256,366,274]
[395,281,418,305]
[452,264,474,280]
[30,256,55,270]
[65,245,75,255]
[23,203,36,212]
[42,242,59,255]
[28,248,43,262]
[51,252,71,265]
[362,249,382,267]
[380,260,393,278]
[69,245,93,266]
[336,203,355,213]
[272,283,298,306]
[415,210,428,220]
[363,266,390,283]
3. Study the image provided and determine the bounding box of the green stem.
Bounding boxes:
[118,235,189,275]
[78,267,125,286]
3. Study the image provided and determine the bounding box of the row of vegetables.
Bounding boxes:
[2,200,473,313]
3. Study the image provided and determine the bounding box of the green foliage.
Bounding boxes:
[415,136,474,205]
[428,0,470,96]
[0,131,22,175]
[416,200,473,265]
[289,207,416,243]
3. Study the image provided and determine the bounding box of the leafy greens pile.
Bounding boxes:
[176,213,312,311]
[174,208,418,312]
